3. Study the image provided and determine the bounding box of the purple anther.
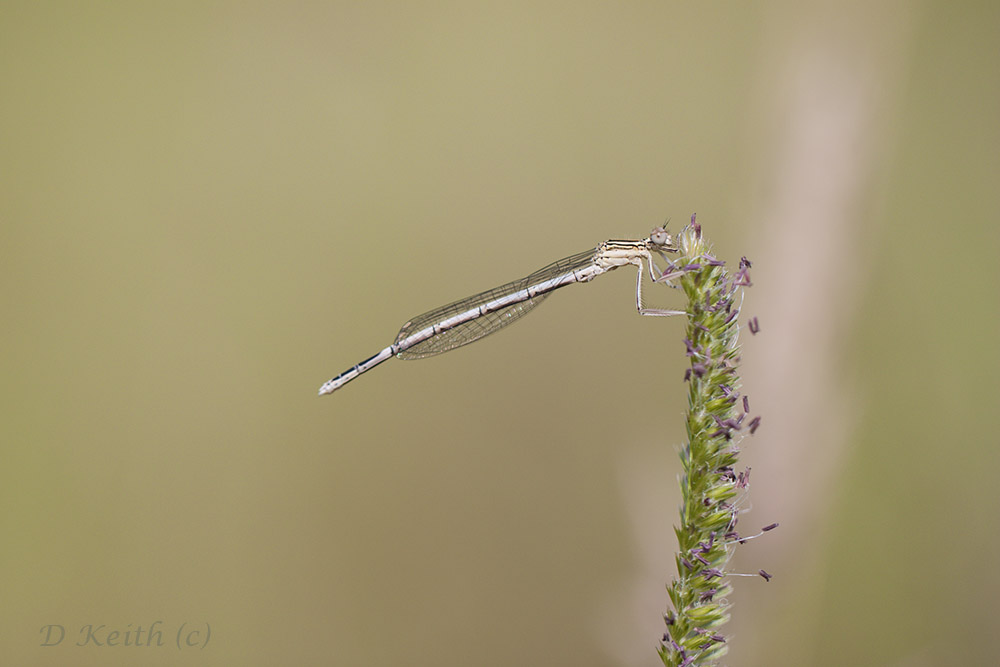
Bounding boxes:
[704,254,726,267]
[734,269,752,287]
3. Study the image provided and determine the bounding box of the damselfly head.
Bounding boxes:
[649,227,678,252]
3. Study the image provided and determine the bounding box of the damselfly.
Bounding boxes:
[319,227,683,396]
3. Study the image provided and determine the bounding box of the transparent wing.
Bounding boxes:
[395,248,596,359]
[396,294,551,359]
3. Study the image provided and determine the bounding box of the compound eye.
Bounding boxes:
[650,227,672,246]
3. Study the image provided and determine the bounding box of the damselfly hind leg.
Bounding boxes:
[636,258,686,317]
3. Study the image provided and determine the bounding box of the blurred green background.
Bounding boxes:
[2,2,998,665]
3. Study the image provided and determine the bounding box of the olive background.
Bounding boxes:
[2,2,998,665]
